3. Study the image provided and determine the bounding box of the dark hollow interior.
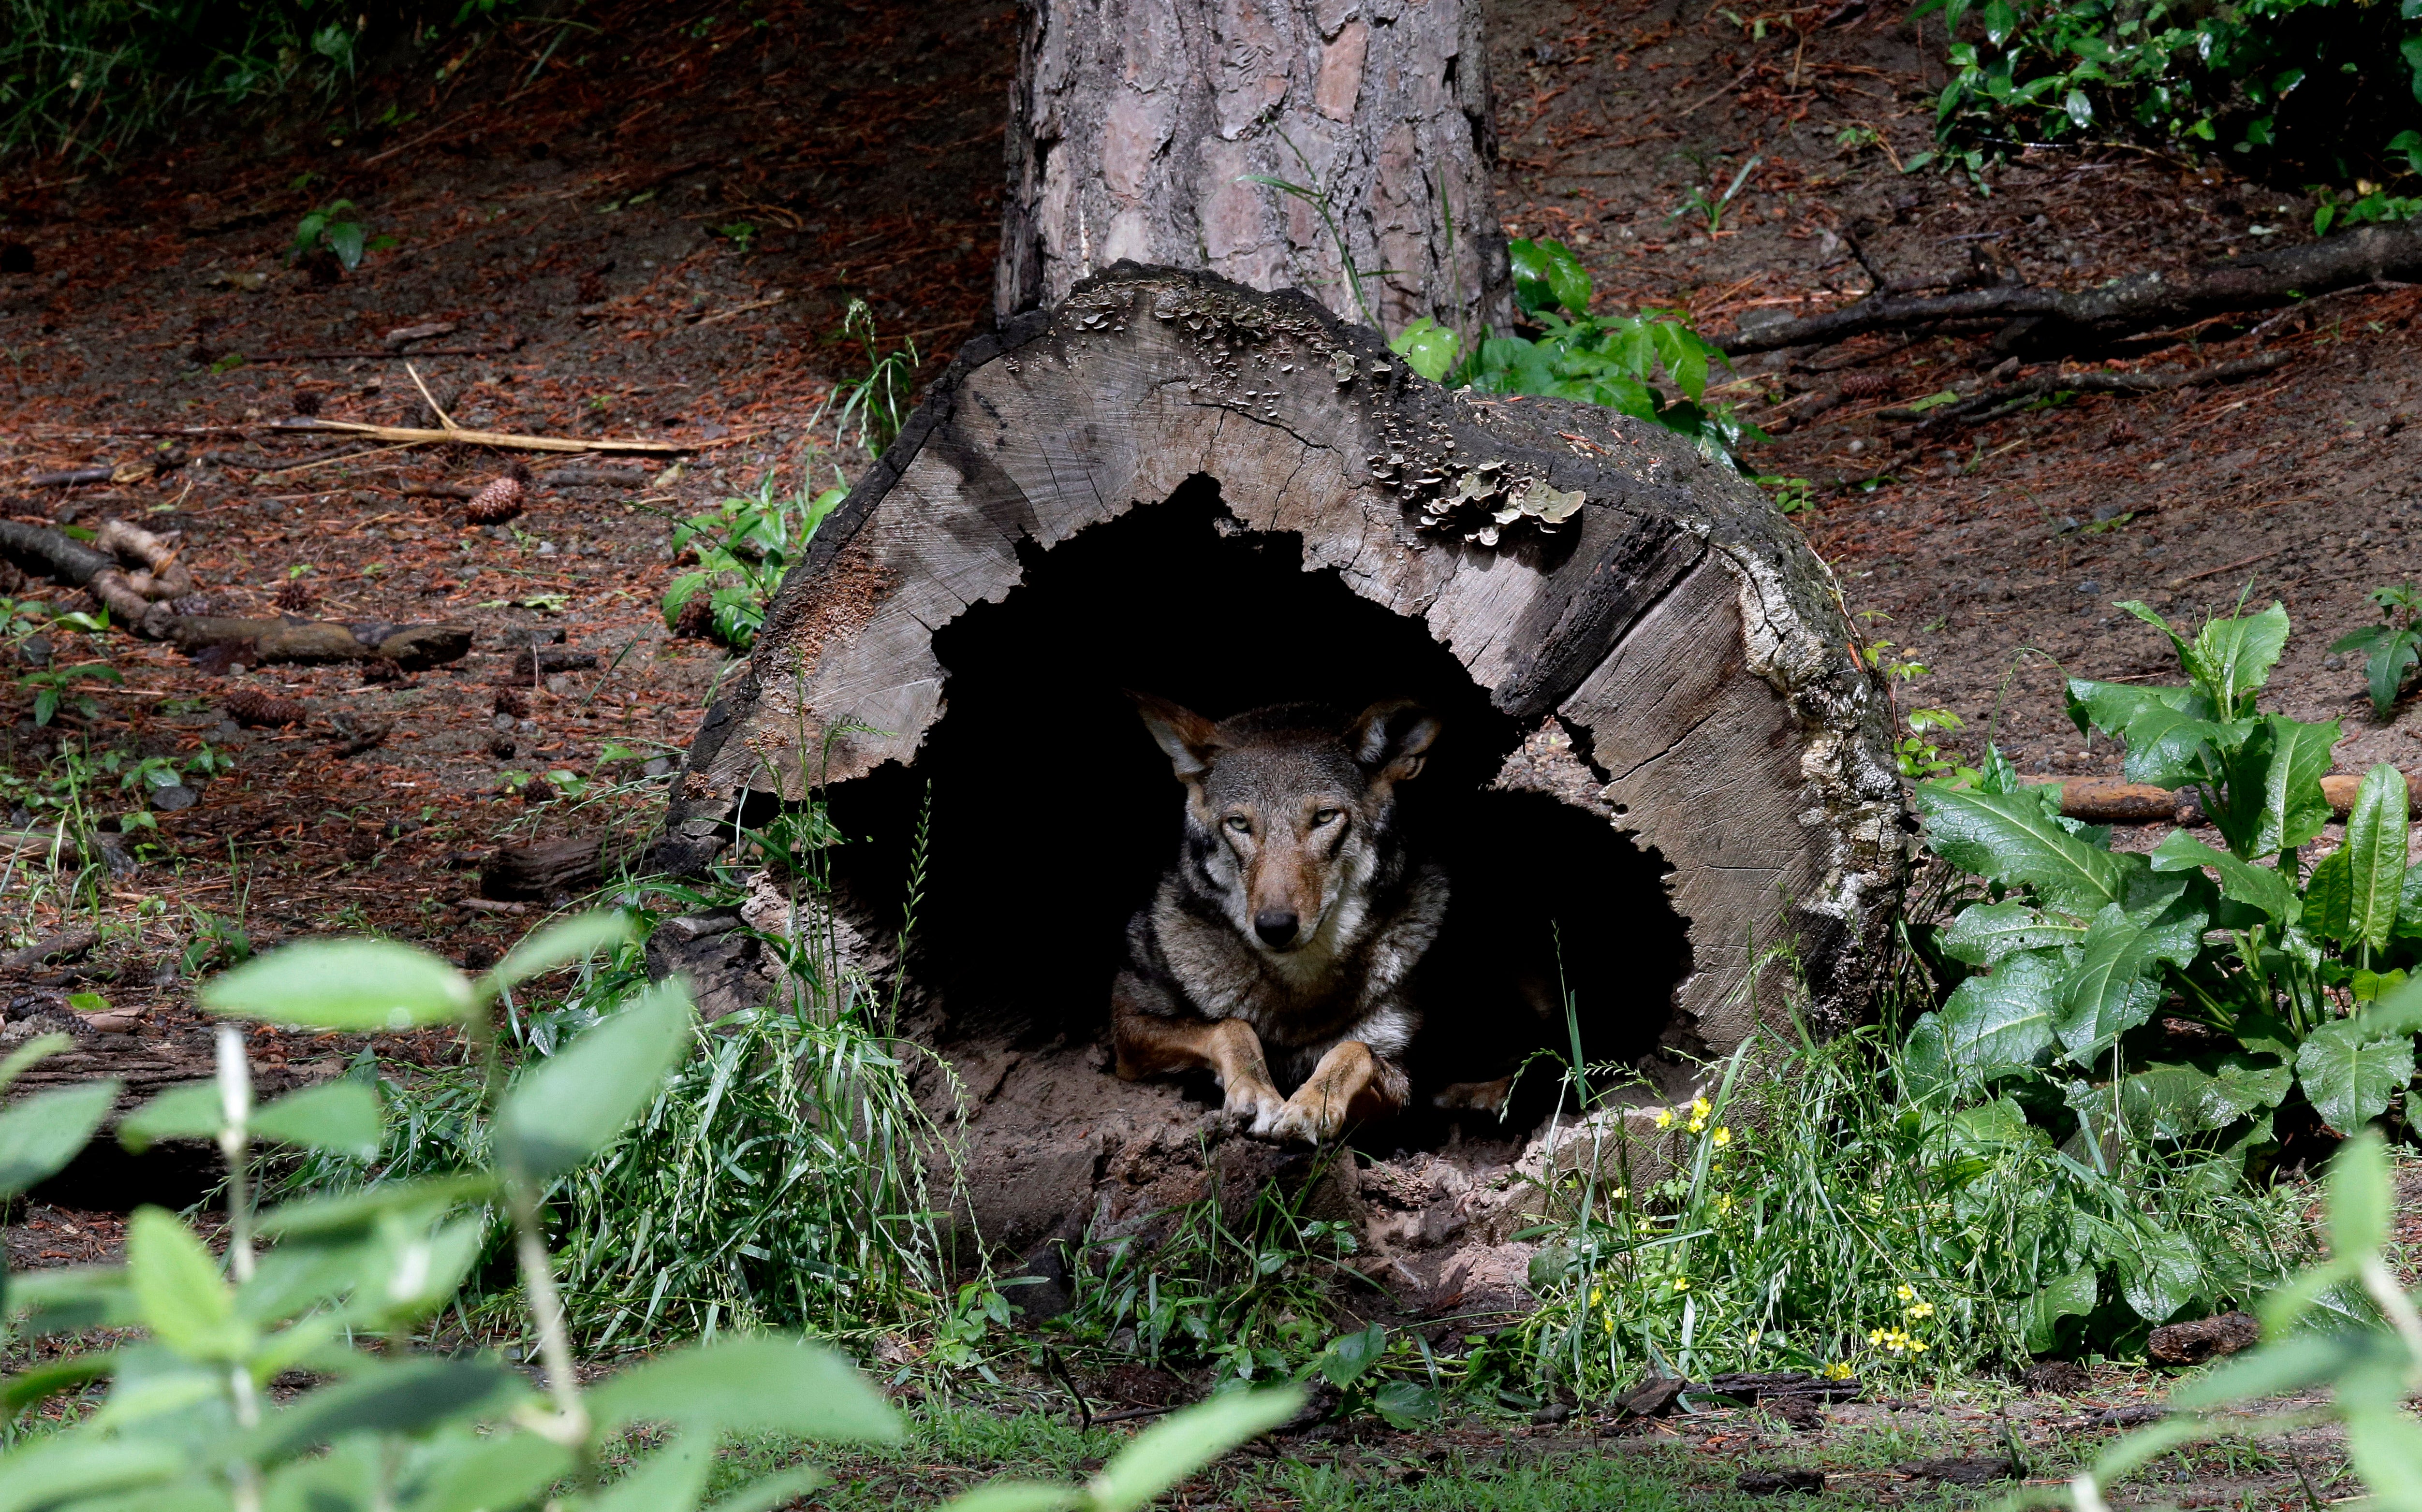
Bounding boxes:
[825,480,1691,1129]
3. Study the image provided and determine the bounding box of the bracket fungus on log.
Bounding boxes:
[656,264,1907,1294]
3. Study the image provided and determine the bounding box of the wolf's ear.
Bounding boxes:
[1129,692,1223,781]
[1351,700,1441,786]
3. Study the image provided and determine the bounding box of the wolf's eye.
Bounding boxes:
[1312,809,1343,826]
[1224,815,1252,834]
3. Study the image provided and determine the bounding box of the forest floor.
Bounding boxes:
[2,0,2414,1505]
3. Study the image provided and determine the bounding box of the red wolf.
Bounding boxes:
[1111,694,1457,1144]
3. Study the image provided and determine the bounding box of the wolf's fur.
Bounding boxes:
[1112,696,1448,1144]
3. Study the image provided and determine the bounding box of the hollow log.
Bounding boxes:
[658,265,1906,1286]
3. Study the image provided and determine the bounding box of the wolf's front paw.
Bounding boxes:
[1268,1092,1342,1146]
[1224,1079,1290,1138]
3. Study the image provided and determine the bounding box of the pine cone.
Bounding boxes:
[487,733,517,759]
[464,472,526,525]
[1837,371,1892,401]
[273,578,318,612]
[225,689,309,727]
[493,686,530,718]
[291,388,323,417]
[672,594,716,641]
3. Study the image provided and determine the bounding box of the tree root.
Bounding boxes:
[1890,351,2289,432]
[1721,220,2422,357]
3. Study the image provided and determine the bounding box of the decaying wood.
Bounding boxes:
[667,263,1906,1068]
[265,416,689,455]
[25,467,115,488]
[998,0,1512,339]
[1723,218,2422,356]
[2042,771,2414,824]
[0,517,470,669]
[481,835,606,901]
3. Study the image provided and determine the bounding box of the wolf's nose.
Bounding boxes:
[1253,909,1299,947]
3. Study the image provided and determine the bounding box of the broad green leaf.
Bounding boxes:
[2022,1266,2096,1354]
[2296,1023,2416,1134]
[202,939,473,1031]
[2212,715,2338,860]
[1087,1388,1306,1512]
[702,1465,834,1512]
[1914,783,2126,916]
[1936,945,2070,1075]
[496,979,693,1179]
[257,1173,499,1239]
[1373,1380,1439,1430]
[1319,1323,1387,1387]
[2150,829,2300,924]
[2327,1129,2393,1262]
[2346,1401,2422,1512]
[251,1358,526,1463]
[127,1208,252,1362]
[1387,319,1457,382]
[2055,896,2204,1063]
[2342,763,2410,954]
[578,1437,712,1512]
[2173,1330,2380,1409]
[2188,602,2290,712]
[1896,1012,1955,1104]
[0,1437,189,1512]
[250,1081,382,1161]
[2,1351,117,1415]
[2358,974,2422,1039]
[1938,901,2085,965]
[2109,705,2231,790]
[2304,845,2354,942]
[2114,1225,2202,1323]
[2119,1055,2292,1140]
[484,911,635,996]
[0,1079,118,1196]
[382,1426,576,1512]
[587,1334,900,1442]
[2064,677,2203,739]
[5,1265,135,1334]
[119,1084,225,1153]
[936,1488,1081,1512]
[0,1032,73,1093]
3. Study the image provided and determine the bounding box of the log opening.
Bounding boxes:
[818,478,1696,1111]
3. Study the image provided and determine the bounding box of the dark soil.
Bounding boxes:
[2,0,2408,1503]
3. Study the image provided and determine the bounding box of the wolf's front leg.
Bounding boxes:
[1112,988,1290,1134]
[1271,1040,1410,1145]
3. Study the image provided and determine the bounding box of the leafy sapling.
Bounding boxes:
[2331,582,2422,720]
[290,200,394,274]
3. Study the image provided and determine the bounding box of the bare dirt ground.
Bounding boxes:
[2,0,2413,1503]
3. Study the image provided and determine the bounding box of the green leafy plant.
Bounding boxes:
[1895,706,1975,782]
[0,920,1301,1510]
[714,221,758,254]
[661,473,845,649]
[1392,238,1762,457]
[2332,582,2422,719]
[1512,1014,2306,1396]
[2056,1131,2418,1512]
[818,298,922,456]
[289,199,393,273]
[1755,474,1818,515]
[1669,156,1761,234]
[1912,0,2422,189]
[1908,599,2422,1174]
[2313,179,2422,236]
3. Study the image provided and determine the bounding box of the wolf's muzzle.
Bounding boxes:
[1253,908,1300,948]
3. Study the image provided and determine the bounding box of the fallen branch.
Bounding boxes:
[266,415,689,455]
[1720,219,2422,356]
[243,343,526,363]
[1893,351,2289,431]
[2033,771,2414,825]
[0,517,471,668]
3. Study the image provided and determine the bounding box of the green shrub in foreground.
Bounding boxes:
[0,918,1299,1512]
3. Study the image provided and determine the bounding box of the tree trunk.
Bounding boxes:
[996,0,1513,343]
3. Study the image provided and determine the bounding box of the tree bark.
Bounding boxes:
[997,0,1513,343]
[666,264,1906,1065]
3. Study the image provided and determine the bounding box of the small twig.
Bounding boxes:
[1904,351,2289,430]
[1041,1346,1093,1432]
[253,441,432,480]
[267,416,689,456]
[404,362,459,432]
[690,292,789,328]
[1678,65,1760,117]
[2168,547,2282,588]
[2244,280,2416,341]
[241,344,526,363]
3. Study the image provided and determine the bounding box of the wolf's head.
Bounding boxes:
[1132,695,1440,959]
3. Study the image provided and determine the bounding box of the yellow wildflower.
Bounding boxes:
[1906,1301,1934,1320]
[1823,1361,1855,1381]
[1710,1126,1732,1148]
[1672,1276,1691,1293]
[1894,1284,1916,1302]
[1716,1193,1734,1215]
[1653,1108,1675,1130]
[1691,1096,1712,1119]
